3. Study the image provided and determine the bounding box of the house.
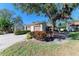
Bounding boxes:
[68,21,79,31]
[24,22,47,32]
[24,21,79,32]
[14,23,24,31]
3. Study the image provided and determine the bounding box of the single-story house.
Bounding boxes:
[14,21,53,32]
[14,21,79,32]
[68,21,79,31]
[24,22,47,32]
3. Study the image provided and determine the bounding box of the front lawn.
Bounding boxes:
[1,40,79,56]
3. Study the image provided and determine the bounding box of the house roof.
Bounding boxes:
[70,21,79,26]
[25,22,46,26]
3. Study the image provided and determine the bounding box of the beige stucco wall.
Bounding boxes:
[30,24,42,31]
[31,25,34,31]
[25,23,46,32]
[40,24,43,31]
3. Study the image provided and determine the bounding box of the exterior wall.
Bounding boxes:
[40,24,43,31]
[25,22,47,32]
[24,26,27,30]
[31,25,34,31]
[68,22,79,31]
[14,23,24,31]
[27,26,31,30]
[33,24,42,31]
[70,25,79,31]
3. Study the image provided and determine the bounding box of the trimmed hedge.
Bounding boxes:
[31,31,47,41]
[14,30,31,35]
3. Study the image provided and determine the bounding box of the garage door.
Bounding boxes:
[34,26,40,31]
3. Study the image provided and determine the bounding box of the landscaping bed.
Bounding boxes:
[30,31,67,42]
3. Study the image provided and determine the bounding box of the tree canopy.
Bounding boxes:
[14,3,79,31]
[0,9,23,32]
[0,9,14,32]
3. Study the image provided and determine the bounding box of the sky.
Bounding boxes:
[0,3,48,24]
[0,3,79,25]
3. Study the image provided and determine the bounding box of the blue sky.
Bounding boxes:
[0,3,79,24]
[0,3,48,24]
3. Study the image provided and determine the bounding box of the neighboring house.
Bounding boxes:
[68,21,79,31]
[24,22,47,32]
[14,23,24,31]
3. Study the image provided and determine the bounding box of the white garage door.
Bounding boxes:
[34,26,40,31]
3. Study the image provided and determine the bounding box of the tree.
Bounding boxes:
[57,20,67,31]
[14,16,23,24]
[13,16,24,31]
[0,18,13,32]
[0,9,14,32]
[14,3,79,31]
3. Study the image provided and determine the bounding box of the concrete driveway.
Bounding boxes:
[0,33,26,51]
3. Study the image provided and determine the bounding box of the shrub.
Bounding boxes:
[31,31,47,41]
[69,32,79,40]
[26,32,32,40]
[14,30,31,35]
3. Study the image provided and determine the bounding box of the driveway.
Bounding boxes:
[0,33,26,51]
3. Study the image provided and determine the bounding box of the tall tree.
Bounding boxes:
[0,9,14,32]
[14,3,79,31]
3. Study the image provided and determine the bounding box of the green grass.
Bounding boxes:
[1,40,79,56]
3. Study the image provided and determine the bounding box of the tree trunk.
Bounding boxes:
[51,19,56,32]
[46,10,57,32]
